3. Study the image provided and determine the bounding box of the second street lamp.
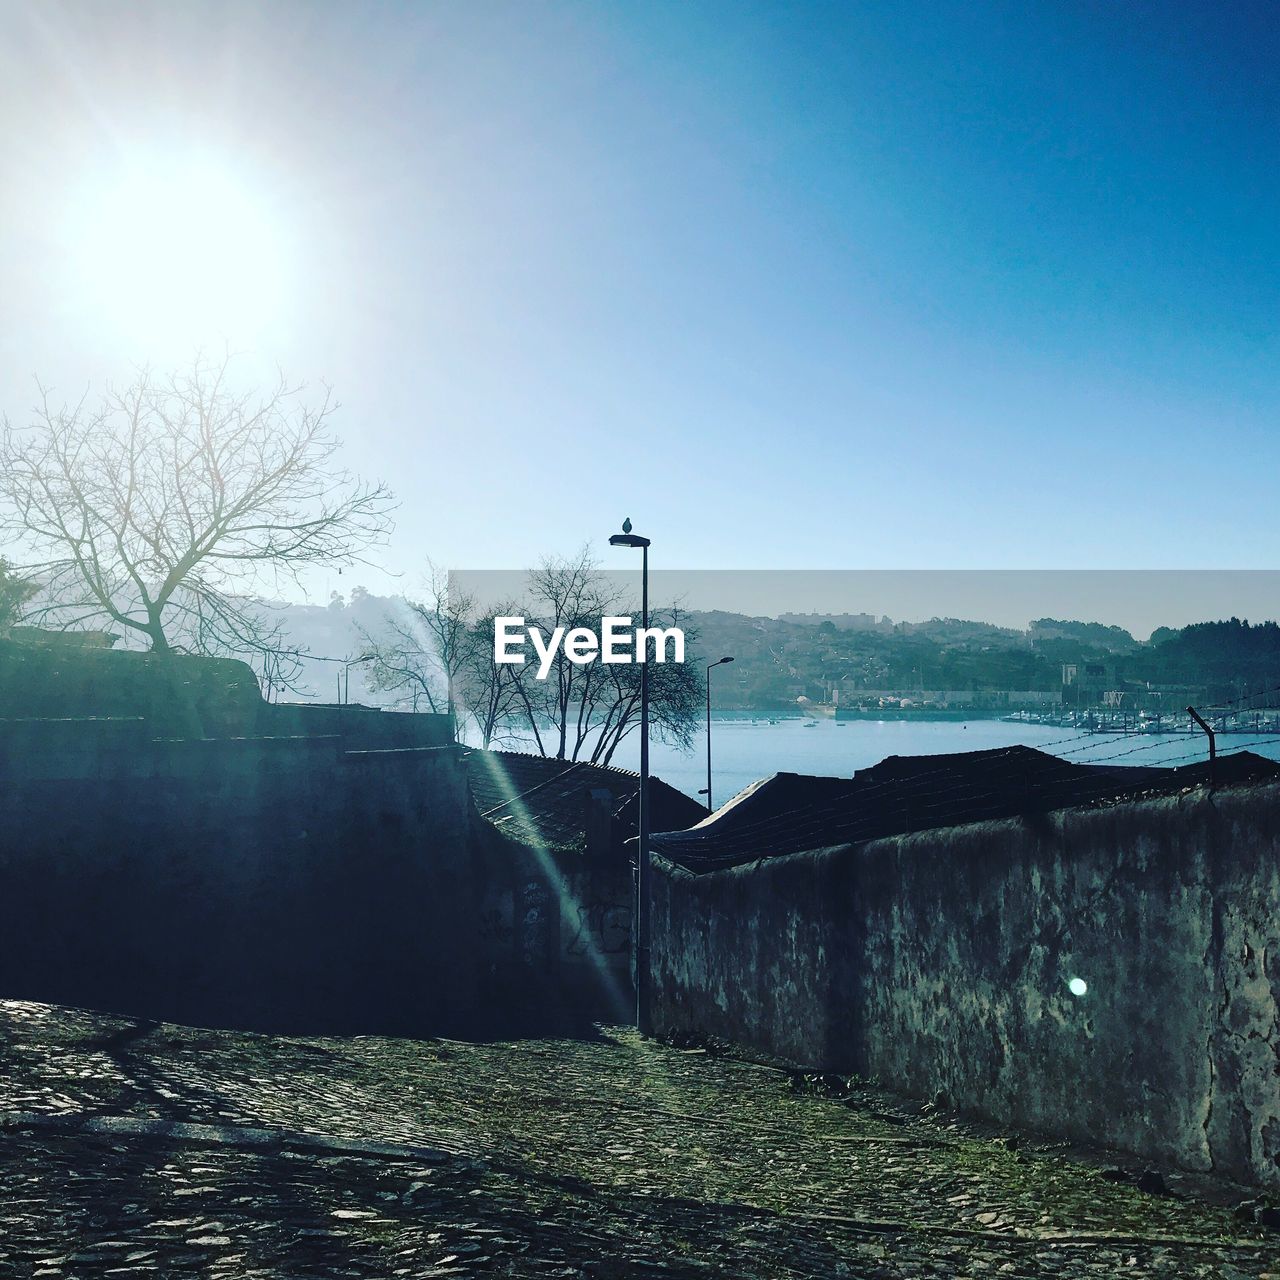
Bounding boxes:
[704,657,734,812]
[608,518,652,1035]
[343,653,376,705]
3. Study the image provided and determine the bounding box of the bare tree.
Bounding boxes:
[0,355,394,683]
[461,606,526,748]
[578,603,701,765]
[501,547,701,764]
[361,551,701,761]
[359,566,522,746]
[505,549,614,759]
[358,566,468,715]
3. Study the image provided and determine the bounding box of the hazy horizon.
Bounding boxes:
[446,568,1280,643]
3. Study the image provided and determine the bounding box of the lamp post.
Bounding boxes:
[609,518,652,1034]
[704,657,734,813]
[343,653,375,705]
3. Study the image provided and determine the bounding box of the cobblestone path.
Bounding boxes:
[0,1001,1276,1278]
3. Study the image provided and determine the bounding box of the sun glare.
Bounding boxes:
[73,160,284,347]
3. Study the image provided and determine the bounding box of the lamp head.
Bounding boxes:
[609,526,651,548]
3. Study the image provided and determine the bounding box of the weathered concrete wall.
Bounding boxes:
[261,703,454,748]
[651,850,859,1067]
[0,639,454,746]
[651,784,1280,1188]
[0,738,477,1035]
[0,640,262,737]
[474,825,634,1027]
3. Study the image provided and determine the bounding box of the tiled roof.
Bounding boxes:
[650,745,1280,873]
[464,749,706,852]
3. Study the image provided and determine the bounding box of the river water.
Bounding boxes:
[594,717,1280,804]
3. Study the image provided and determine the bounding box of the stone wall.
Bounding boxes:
[0,735,477,1035]
[651,783,1280,1188]
[473,824,634,1028]
[0,640,262,737]
[0,714,629,1037]
[0,638,455,746]
[261,702,454,748]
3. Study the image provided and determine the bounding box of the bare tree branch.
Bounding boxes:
[487,548,701,762]
[0,353,394,684]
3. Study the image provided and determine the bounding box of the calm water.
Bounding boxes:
[597,717,1280,804]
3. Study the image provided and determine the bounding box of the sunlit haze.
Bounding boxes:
[69,158,285,348]
[3,1,1278,583]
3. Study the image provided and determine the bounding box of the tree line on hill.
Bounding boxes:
[685,612,1280,710]
[274,588,1280,734]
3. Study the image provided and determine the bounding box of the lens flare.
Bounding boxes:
[71,157,285,347]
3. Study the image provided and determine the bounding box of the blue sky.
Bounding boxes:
[1,1,1277,586]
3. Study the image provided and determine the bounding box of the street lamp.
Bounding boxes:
[343,653,375,705]
[608,518,652,1034]
[704,657,734,812]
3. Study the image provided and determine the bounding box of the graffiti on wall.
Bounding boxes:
[566,900,631,962]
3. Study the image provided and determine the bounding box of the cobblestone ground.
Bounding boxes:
[0,1001,1276,1278]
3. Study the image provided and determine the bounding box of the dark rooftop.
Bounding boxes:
[464,748,706,853]
[650,744,1280,873]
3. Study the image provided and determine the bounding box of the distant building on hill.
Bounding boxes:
[1061,660,1116,705]
[779,611,893,632]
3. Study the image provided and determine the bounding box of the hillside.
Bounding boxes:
[267,596,1280,714]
